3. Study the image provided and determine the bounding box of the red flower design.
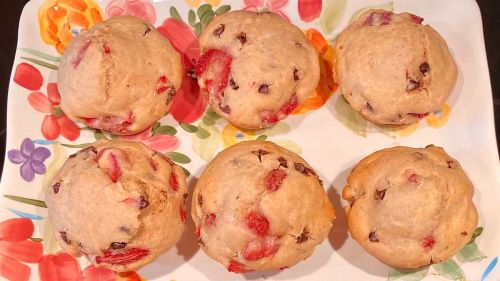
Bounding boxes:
[0,218,43,281]
[106,0,156,24]
[157,18,208,123]
[243,0,290,20]
[298,0,322,22]
[120,126,180,152]
[28,83,80,141]
[13,63,43,91]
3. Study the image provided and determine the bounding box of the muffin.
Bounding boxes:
[196,11,320,129]
[57,16,182,135]
[334,10,458,124]
[191,140,334,272]
[45,140,188,271]
[342,145,478,268]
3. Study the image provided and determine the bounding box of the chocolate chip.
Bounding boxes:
[294,42,302,47]
[293,68,299,81]
[296,229,309,243]
[251,149,269,162]
[366,102,373,112]
[119,226,130,234]
[60,231,70,244]
[446,160,455,168]
[294,162,305,173]
[52,182,61,194]
[143,26,152,36]
[374,189,386,200]
[236,32,246,44]
[461,231,468,236]
[213,24,225,37]
[294,162,316,176]
[110,242,127,249]
[197,237,205,247]
[420,62,429,75]
[278,157,288,168]
[139,196,149,209]
[258,84,269,94]
[406,79,420,91]
[219,104,231,114]
[230,78,239,90]
[187,68,197,80]
[369,231,379,242]
[198,194,203,207]
[183,193,188,203]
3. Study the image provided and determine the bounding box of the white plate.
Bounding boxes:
[2,0,499,280]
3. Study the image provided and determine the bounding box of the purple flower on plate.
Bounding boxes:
[8,138,51,182]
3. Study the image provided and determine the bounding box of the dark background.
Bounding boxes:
[0,1,499,179]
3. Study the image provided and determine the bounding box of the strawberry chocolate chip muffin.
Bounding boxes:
[45,140,188,271]
[57,16,182,135]
[196,11,320,129]
[342,145,478,268]
[192,140,334,272]
[334,10,458,124]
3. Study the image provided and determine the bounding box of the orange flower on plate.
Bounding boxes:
[38,0,103,54]
[293,28,338,115]
[0,218,43,281]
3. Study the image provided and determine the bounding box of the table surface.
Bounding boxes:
[0,0,499,180]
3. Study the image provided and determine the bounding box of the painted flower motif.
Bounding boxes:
[28,83,81,141]
[298,0,322,22]
[185,0,221,7]
[243,0,290,20]
[0,218,43,281]
[13,63,43,91]
[157,18,208,123]
[38,0,103,53]
[293,28,338,115]
[39,252,141,281]
[106,0,157,25]
[119,126,180,152]
[8,138,51,182]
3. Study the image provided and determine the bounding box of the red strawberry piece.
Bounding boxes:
[204,213,216,226]
[169,172,179,191]
[265,168,287,192]
[281,94,298,115]
[243,236,279,261]
[422,236,435,249]
[410,14,424,24]
[156,75,174,95]
[96,149,122,183]
[195,227,201,237]
[227,260,250,273]
[71,40,91,68]
[364,11,393,26]
[13,62,43,91]
[279,266,289,271]
[103,43,111,54]
[245,211,269,237]
[408,173,420,184]
[195,49,232,100]
[180,206,187,223]
[407,112,429,119]
[82,112,134,133]
[95,248,149,265]
[260,112,279,124]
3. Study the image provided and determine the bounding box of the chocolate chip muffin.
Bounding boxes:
[342,145,478,268]
[196,11,320,129]
[191,140,334,273]
[45,140,188,271]
[58,16,182,135]
[334,10,458,124]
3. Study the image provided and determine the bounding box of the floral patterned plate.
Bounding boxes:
[2,0,499,280]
